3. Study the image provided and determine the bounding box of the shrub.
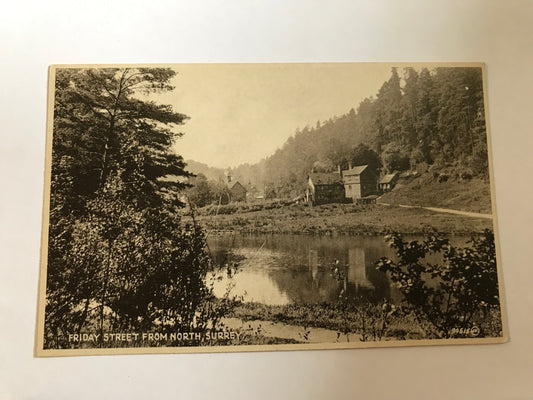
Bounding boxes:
[376,229,501,338]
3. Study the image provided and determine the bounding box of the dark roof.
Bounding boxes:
[308,172,343,185]
[342,165,368,176]
[379,173,398,184]
[230,181,247,192]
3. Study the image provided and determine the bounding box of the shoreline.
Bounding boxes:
[187,203,494,236]
[226,301,503,342]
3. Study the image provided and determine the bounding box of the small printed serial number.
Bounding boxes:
[450,326,480,337]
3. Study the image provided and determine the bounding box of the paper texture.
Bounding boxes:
[35,63,506,356]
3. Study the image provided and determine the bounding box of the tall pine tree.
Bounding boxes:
[46,68,223,348]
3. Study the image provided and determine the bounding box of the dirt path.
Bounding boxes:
[379,202,493,220]
[222,317,359,343]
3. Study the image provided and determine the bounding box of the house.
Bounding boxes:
[229,181,247,202]
[342,164,378,200]
[379,172,398,192]
[224,170,247,202]
[306,172,345,206]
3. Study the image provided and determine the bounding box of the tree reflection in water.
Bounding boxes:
[208,233,411,306]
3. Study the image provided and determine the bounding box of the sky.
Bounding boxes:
[150,63,394,169]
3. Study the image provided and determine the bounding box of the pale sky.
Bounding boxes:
[150,63,394,169]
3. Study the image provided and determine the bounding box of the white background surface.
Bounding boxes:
[1,1,533,399]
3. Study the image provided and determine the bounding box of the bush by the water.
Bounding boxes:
[377,229,501,338]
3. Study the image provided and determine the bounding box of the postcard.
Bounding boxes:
[35,63,506,356]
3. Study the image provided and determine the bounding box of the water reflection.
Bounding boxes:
[209,233,405,306]
[348,248,373,289]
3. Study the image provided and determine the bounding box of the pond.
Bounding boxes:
[208,234,407,306]
[207,233,471,306]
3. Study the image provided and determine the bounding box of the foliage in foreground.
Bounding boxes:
[45,68,229,348]
[230,229,502,342]
[377,229,501,339]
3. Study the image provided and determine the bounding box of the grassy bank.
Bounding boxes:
[379,174,492,214]
[230,302,424,341]
[229,301,503,341]
[190,203,493,236]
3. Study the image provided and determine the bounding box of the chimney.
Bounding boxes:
[337,164,341,177]
[348,161,352,170]
[225,170,232,184]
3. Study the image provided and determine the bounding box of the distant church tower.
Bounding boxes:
[225,170,232,185]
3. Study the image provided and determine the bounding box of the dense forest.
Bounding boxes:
[187,67,489,202]
[262,67,488,198]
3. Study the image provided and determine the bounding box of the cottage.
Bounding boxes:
[379,173,398,192]
[229,181,247,202]
[244,182,259,202]
[342,164,378,200]
[306,172,345,206]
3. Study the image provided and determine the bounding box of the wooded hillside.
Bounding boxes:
[186,67,490,204]
[260,67,488,198]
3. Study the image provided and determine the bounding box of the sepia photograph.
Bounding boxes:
[36,63,506,356]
